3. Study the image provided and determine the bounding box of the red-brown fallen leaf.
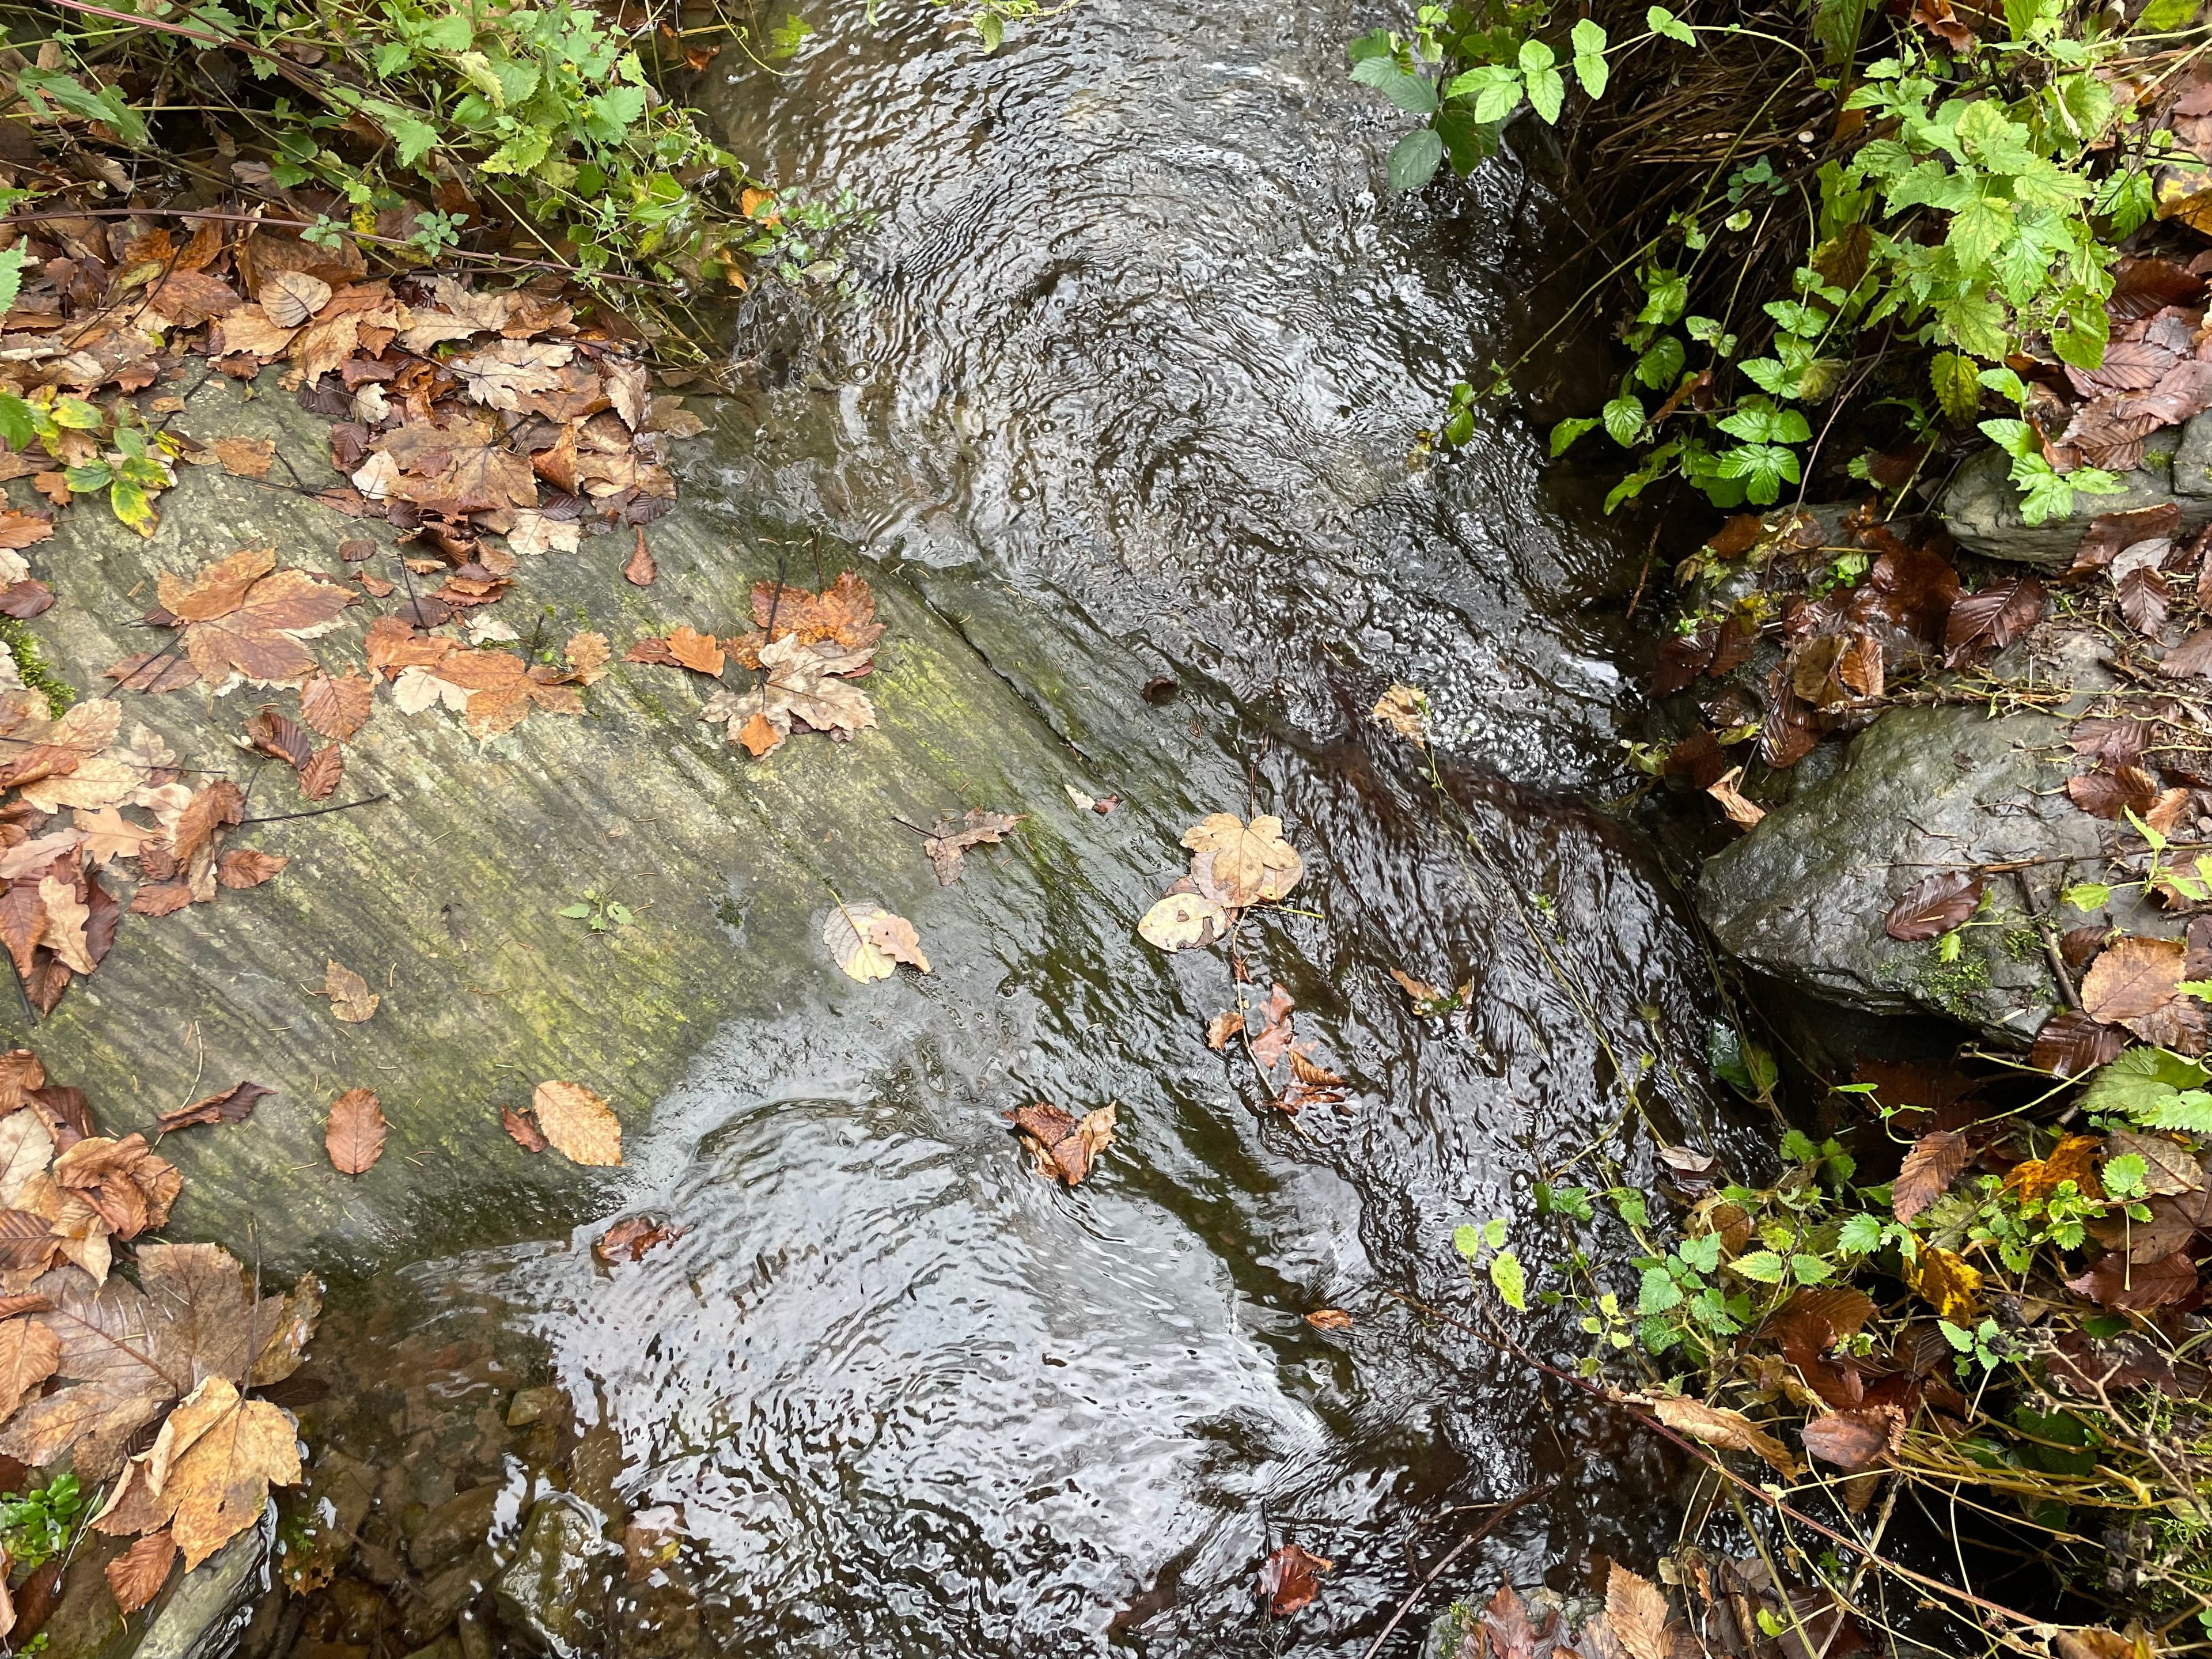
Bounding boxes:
[2081,935,2184,1027]
[1257,1543,1332,1616]
[1206,1010,1245,1050]
[0,509,53,551]
[244,705,313,770]
[171,781,244,865]
[1304,1308,1353,1331]
[1882,871,1984,941]
[2067,764,2160,820]
[325,1088,387,1175]
[1651,625,1719,696]
[215,849,286,891]
[2118,565,2172,636]
[2064,1248,2199,1309]
[2031,1010,2129,1077]
[128,882,194,918]
[1893,1130,1972,1222]
[1943,577,2043,668]
[298,744,342,801]
[624,528,656,586]
[1007,1101,1116,1186]
[0,581,54,619]
[158,548,357,690]
[1801,1404,1904,1473]
[626,638,680,666]
[102,653,200,694]
[666,626,723,676]
[593,1215,683,1264]
[1907,0,1975,50]
[1604,1562,1673,1659]
[105,1529,176,1615]
[1478,1582,1541,1659]
[157,1081,272,1132]
[297,672,373,741]
[2164,628,2212,679]
[501,1107,548,1152]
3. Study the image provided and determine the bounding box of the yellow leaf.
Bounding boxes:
[531,1080,622,1166]
[1908,1245,1982,1320]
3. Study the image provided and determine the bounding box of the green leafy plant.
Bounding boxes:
[0,1474,84,1571]
[557,888,635,934]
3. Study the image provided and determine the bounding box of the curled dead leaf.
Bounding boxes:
[823,903,930,982]
[321,959,378,1022]
[1008,1101,1116,1187]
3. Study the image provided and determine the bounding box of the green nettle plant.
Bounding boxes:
[1349,0,2202,522]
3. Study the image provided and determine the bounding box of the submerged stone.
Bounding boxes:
[494,1500,618,1657]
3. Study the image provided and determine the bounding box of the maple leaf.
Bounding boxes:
[72,808,158,866]
[1180,813,1303,906]
[742,570,885,654]
[1008,1101,1116,1186]
[159,548,357,691]
[321,960,378,1022]
[1257,1543,1331,1617]
[823,902,930,981]
[450,340,575,411]
[699,636,877,758]
[325,1088,387,1175]
[565,632,611,686]
[159,1376,303,1568]
[425,647,585,739]
[593,1215,683,1264]
[532,1081,622,1166]
[921,808,1024,884]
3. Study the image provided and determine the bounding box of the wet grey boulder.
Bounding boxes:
[1940,426,2212,566]
[494,1499,618,1656]
[131,1508,271,1659]
[1699,704,2092,1042]
[409,1484,505,1572]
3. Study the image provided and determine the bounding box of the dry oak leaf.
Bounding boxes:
[824,902,931,982]
[1009,1101,1116,1187]
[159,1376,302,1569]
[325,1088,387,1175]
[158,548,357,691]
[1603,1562,1673,1659]
[667,626,724,676]
[1893,1130,1972,1223]
[1370,683,1429,743]
[2082,936,2185,1030]
[921,808,1024,885]
[1800,1404,1905,1473]
[1257,1542,1332,1618]
[1138,891,1229,952]
[1907,1244,1983,1320]
[105,1529,176,1614]
[532,1081,622,1166]
[1644,1394,1801,1478]
[1180,813,1303,906]
[1883,871,1984,941]
[565,632,611,687]
[321,960,378,1023]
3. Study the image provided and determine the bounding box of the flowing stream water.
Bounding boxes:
[274,1,1767,1653]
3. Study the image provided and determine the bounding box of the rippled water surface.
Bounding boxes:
[290,0,1753,1652]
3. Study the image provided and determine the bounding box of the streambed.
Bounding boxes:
[226,0,1748,1652]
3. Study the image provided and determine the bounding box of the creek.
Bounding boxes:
[283,0,1758,1652]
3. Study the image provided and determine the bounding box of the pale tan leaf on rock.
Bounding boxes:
[1604,1562,1672,1659]
[161,1377,301,1569]
[0,1315,60,1422]
[531,1081,622,1166]
[209,437,275,480]
[321,960,378,1022]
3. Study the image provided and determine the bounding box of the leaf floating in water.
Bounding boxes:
[1370,682,1429,743]
[1257,1542,1332,1617]
[1179,812,1302,906]
[1008,1101,1116,1187]
[1304,1308,1353,1332]
[1137,892,1228,952]
[594,1215,683,1264]
[823,902,930,982]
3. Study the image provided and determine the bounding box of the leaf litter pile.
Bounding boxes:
[0,1048,319,1634]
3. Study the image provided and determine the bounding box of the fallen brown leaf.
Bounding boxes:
[532,1080,622,1165]
[105,1529,176,1614]
[1800,1405,1904,1473]
[823,902,930,982]
[1883,871,1984,941]
[1893,1131,1972,1223]
[593,1215,683,1264]
[156,1081,271,1133]
[501,1107,548,1153]
[921,808,1023,885]
[1257,1543,1332,1617]
[1304,1308,1353,1331]
[1009,1101,1116,1186]
[324,1088,387,1175]
[321,960,378,1022]
[2081,935,2184,1029]
[1180,813,1302,906]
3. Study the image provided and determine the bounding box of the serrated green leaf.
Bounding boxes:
[1489,1248,1527,1311]
[1931,351,1982,427]
[1729,1249,1787,1283]
[1388,128,1444,191]
[1638,1265,1684,1315]
[1602,393,1645,447]
[1523,65,1564,124]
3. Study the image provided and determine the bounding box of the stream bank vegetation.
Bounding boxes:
[1350,0,2212,1654]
